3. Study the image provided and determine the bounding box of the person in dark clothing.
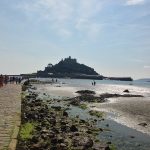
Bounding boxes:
[18,77,22,84]
[4,75,9,85]
[12,76,15,84]
[16,77,18,84]
[0,74,4,87]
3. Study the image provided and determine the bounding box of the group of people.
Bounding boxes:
[92,80,96,86]
[0,74,22,87]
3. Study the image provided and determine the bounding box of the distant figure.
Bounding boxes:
[9,77,12,83]
[92,81,93,86]
[0,74,4,87]
[4,75,9,85]
[56,79,57,82]
[18,77,22,84]
[16,77,19,84]
[93,81,96,86]
[52,78,54,83]
[12,76,15,84]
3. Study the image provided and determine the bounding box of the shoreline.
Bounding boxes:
[34,82,150,136]
[88,97,150,136]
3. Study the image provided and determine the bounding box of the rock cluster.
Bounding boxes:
[17,86,111,150]
[68,90,143,108]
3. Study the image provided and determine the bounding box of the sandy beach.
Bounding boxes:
[88,97,150,135]
[36,80,150,136]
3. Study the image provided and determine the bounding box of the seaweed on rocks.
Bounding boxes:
[69,94,106,105]
[17,84,114,150]
[76,90,96,95]
[100,93,143,98]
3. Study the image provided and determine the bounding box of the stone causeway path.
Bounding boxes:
[0,84,21,150]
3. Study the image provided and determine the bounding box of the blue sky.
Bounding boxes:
[0,0,150,79]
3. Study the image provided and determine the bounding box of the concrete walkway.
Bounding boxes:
[0,84,21,150]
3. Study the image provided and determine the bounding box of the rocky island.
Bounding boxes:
[36,56,103,80]
[34,56,132,81]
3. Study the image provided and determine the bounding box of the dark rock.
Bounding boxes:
[41,134,48,140]
[86,130,92,134]
[100,93,143,98]
[57,137,64,143]
[61,125,67,132]
[105,146,111,150]
[130,135,135,138]
[74,132,80,136]
[56,85,61,87]
[76,90,96,95]
[51,138,58,145]
[63,111,68,117]
[50,146,57,150]
[42,120,50,127]
[79,119,86,124]
[70,99,80,106]
[60,121,67,126]
[48,131,55,138]
[69,94,106,104]
[106,124,109,127]
[36,126,42,131]
[49,118,56,126]
[51,106,62,111]
[31,135,39,143]
[70,125,78,132]
[123,89,130,93]
[138,122,148,127]
[99,128,103,131]
[84,138,94,148]
[51,127,59,134]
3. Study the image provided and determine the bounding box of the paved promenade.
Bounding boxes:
[0,84,21,150]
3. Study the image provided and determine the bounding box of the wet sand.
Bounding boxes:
[32,82,150,149]
[89,97,150,135]
[34,83,150,135]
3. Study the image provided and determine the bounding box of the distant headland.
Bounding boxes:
[21,56,133,81]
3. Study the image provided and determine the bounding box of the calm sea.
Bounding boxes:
[37,78,150,97]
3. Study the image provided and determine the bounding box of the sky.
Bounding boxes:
[0,0,150,79]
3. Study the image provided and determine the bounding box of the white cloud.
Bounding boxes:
[74,0,103,39]
[17,0,74,23]
[16,0,103,39]
[126,0,145,5]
